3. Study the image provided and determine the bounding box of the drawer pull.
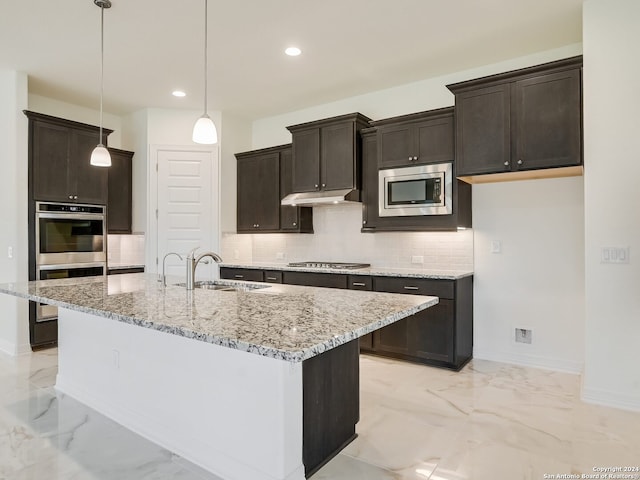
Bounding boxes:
[234,275,244,279]
[352,282,366,287]
[266,276,277,281]
[403,286,419,291]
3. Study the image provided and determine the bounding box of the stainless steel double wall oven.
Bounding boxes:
[30,202,106,347]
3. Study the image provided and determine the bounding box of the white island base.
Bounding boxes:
[56,308,310,480]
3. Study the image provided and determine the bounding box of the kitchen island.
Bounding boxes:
[0,273,437,480]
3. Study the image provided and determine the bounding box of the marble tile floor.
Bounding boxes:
[1,349,639,480]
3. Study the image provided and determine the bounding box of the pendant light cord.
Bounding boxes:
[203,0,208,116]
[99,4,105,146]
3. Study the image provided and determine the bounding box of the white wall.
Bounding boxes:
[246,43,586,373]
[0,70,30,355]
[473,177,585,372]
[582,0,640,410]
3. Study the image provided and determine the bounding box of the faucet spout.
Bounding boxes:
[186,251,224,290]
[161,252,184,286]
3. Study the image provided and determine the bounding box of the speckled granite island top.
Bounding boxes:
[0,273,438,362]
[219,262,473,280]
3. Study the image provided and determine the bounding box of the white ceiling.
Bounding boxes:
[0,0,583,120]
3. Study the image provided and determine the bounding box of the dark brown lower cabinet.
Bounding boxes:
[220,267,473,370]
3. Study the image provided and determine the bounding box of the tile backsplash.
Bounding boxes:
[221,204,473,271]
[108,234,146,267]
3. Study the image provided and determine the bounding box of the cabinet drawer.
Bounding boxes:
[264,270,283,283]
[282,271,347,289]
[373,276,454,300]
[347,276,372,290]
[219,267,264,282]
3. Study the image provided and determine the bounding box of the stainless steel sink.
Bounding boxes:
[175,281,267,292]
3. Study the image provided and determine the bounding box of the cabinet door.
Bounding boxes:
[237,153,280,232]
[455,84,511,176]
[107,149,133,233]
[32,121,71,202]
[72,129,108,204]
[415,116,454,165]
[292,128,320,192]
[513,69,582,170]
[361,131,378,229]
[374,318,410,355]
[253,153,280,230]
[378,123,414,168]
[321,122,356,190]
[409,299,454,363]
[279,148,300,230]
[236,156,257,231]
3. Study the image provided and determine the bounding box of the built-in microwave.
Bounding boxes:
[378,162,452,217]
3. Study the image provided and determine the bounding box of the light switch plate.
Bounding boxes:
[601,247,630,264]
[491,240,502,254]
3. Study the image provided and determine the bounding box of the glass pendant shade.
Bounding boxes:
[192,114,218,144]
[90,144,112,167]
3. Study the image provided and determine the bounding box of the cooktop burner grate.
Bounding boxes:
[287,261,371,270]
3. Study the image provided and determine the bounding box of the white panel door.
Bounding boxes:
[155,146,218,281]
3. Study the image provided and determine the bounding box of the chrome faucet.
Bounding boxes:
[186,247,223,290]
[161,252,184,286]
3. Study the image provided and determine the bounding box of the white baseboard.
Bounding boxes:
[582,387,640,412]
[0,338,31,357]
[473,347,584,374]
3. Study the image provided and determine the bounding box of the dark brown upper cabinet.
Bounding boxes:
[447,56,583,183]
[107,148,134,233]
[361,108,472,232]
[235,144,312,234]
[375,107,454,168]
[25,111,112,205]
[286,113,372,196]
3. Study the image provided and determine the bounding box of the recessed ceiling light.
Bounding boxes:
[285,47,301,57]
[172,90,186,97]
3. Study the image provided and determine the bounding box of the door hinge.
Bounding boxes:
[155,209,158,219]
[156,163,158,172]
[155,257,158,265]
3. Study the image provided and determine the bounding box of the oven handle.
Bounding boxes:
[37,262,106,271]
[37,212,105,221]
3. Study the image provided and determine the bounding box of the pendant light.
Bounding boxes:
[90,0,112,167]
[192,0,218,144]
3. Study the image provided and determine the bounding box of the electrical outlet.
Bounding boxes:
[491,240,502,254]
[112,349,120,369]
[515,328,532,344]
[233,250,240,260]
[411,255,424,264]
[276,252,285,260]
[7,246,13,259]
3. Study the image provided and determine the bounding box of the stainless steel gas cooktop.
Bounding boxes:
[287,261,371,270]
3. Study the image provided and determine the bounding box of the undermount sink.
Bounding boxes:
[176,281,268,292]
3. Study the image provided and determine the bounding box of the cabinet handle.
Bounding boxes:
[503,161,509,166]
[321,183,326,187]
[403,286,419,291]
[234,275,244,279]
[408,156,412,161]
[314,184,318,188]
[68,195,73,200]
[413,156,418,161]
[74,195,78,200]
[292,222,297,226]
[352,282,366,287]
[363,220,367,225]
[266,276,277,281]
[517,159,523,165]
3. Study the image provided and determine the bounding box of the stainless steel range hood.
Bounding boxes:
[281,188,361,207]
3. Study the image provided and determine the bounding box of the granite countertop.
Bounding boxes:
[219,262,473,280]
[0,274,437,363]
